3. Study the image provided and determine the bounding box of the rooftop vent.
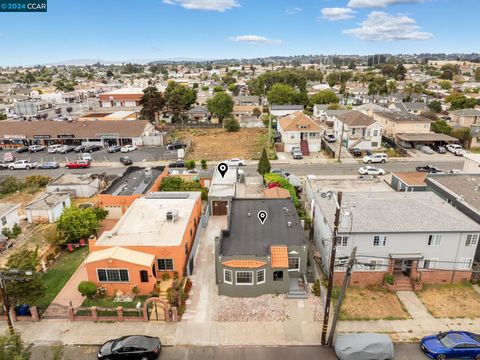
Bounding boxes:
[166,210,178,222]
[287,221,292,227]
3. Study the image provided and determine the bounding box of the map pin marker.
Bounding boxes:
[258,210,268,225]
[217,162,229,178]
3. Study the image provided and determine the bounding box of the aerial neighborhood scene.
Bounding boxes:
[2,0,480,359]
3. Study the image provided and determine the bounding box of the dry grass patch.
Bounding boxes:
[339,287,410,320]
[418,284,480,318]
[174,128,268,160]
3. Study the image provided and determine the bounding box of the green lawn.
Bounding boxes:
[81,295,150,309]
[35,247,88,308]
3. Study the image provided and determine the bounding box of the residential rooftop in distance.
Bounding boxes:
[102,166,165,196]
[426,173,480,210]
[95,192,201,247]
[306,175,392,193]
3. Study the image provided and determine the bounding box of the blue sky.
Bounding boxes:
[0,0,478,66]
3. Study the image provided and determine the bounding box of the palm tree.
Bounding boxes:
[387,80,397,94]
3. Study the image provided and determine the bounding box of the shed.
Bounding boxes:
[25,192,71,224]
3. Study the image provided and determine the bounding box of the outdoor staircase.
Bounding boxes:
[300,139,310,156]
[287,277,308,299]
[392,275,414,291]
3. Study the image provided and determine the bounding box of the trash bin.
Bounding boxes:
[15,304,30,316]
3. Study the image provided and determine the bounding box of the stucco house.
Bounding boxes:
[86,191,202,295]
[215,198,308,298]
[308,190,480,289]
[25,192,71,224]
[372,111,432,140]
[277,111,323,154]
[450,109,480,127]
[333,111,384,150]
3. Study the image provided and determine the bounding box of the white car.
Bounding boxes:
[227,158,245,166]
[121,145,138,153]
[359,166,385,176]
[362,153,388,164]
[446,144,465,156]
[9,160,37,170]
[81,153,92,161]
[48,144,64,153]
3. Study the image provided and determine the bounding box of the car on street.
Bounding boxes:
[335,333,394,360]
[324,134,336,143]
[58,145,76,154]
[292,147,303,159]
[227,158,245,166]
[47,144,64,153]
[446,144,465,156]
[9,160,37,170]
[97,335,161,360]
[168,159,186,168]
[421,331,480,360]
[65,160,90,169]
[29,144,46,153]
[120,156,133,165]
[166,141,187,150]
[358,166,386,176]
[81,153,92,161]
[271,168,290,178]
[121,144,138,153]
[430,144,447,154]
[107,145,122,153]
[15,146,29,153]
[362,153,388,164]
[0,161,13,170]
[416,165,443,173]
[38,161,60,169]
[74,145,87,153]
[84,144,103,153]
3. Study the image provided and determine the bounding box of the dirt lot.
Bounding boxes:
[173,128,268,160]
[339,287,410,320]
[0,189,42,215]
[418,284,480,318]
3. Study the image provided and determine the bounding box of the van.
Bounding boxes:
[48,144,64,153]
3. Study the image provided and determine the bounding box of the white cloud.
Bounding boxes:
[286,7,302,15]
[343,11,433,41]
[347,0,423,8]
[163,0,239,12]
[229,35,282,45]
[320,7,356,21]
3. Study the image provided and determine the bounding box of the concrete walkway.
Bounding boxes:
[396,291,433,320]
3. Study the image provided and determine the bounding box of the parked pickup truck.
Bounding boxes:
[65,160,91,169]
[8,160,37,170]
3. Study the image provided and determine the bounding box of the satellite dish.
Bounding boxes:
[321,192,327,198]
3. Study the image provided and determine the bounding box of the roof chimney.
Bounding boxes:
[287,221,292,227]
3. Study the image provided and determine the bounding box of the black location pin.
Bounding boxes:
[217,162,229,178]
[258,210,268,225]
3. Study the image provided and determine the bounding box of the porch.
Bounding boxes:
[287,275,308,299]
[386,254,423,291]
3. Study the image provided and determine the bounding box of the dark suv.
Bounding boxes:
[84,144,103,153]
[167,141,187,150]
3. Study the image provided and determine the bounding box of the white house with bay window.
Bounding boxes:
[307,189,480,288]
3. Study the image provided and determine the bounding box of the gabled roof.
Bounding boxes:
[271,246,289,268]
[85,246,155,267]
[337,111,376,127]
[278,111,322,132]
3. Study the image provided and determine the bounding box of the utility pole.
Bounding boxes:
[321,191,343,346]
[327,246,358,347]
[337,123,345,163]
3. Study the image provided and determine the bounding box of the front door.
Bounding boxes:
[401,260,412,276]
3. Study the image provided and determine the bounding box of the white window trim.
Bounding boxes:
[288,257,301,272]
[427,234,442,247]
[223,269,232,284]
[369,259,385,271]
[465,234,479,247]
[421,258,438,270]
[257,269,265,285]
[372,235,387,247]
[96,268,130,283]
[459,258,473,270]
[157,258,174,271]
[236,271,254,286]
[335,236,348,247]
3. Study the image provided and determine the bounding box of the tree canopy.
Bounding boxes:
[164,81,197,121]
[139,86,165,123]
[206,92,234,122]
[0,331,31,360]
[266,83,300,105]
[309,90,339,106]
[431,120,452,135]
[56,206,104,243]
[248,69,323,95]
[428,100,442,113]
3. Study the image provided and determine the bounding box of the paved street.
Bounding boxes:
[30,344,428,360]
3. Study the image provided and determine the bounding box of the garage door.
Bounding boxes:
[212,201,228,216]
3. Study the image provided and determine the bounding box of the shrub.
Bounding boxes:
[162,273,171,281]
[2,227,12,238]
[78,281,97,299]
[96,285,107,298]
[224,117,240,132]
[200,159,207,170]
[24,175,51,188]
[384,274,394,286]
[0,176,23,195]
[184,278,193,293]
[185,160,196,170]
[11,223,21,238]
[312,279,321,296]
[173,271,179,280]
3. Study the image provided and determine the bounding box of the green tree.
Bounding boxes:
[450,96,477,110]
[224,117,240,132]
[309,90,339,106]
[450,126,472,146]
[326,73,338,88]
[213,86,224,93]
[393,63,407,80]
[164,81,197,122]
[77,281,97,299]
[200,159,207,170]
[5,249,46,305]
[56,206,101,243]
[266,83,298,105]
[431,120,452,135]
[0,331,31,360]
[257,148,271,175]
[475,67,480,82]
[428,100,442,113]
[438,80,452,90]
[387,80,397,94]
[206,92,234,123]
[185,160,196,170]
[139,86,165,123]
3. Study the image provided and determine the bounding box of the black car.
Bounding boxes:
[351,148,362,157]
[120,156,133,165]
[416,165,442,173]
[430,144,447,154]
[168,159,186,168]
[74,145,87,153]
[58,145,76,154]
[84,144,103,153]
[97,335,161,360]
[15,146,29,153]
[166,141,187,150]
[107,145,122,153]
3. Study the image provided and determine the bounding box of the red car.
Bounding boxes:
[65,160,91,169]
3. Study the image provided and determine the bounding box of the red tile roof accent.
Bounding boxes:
[222,260,267,269]
[271,246,289,268]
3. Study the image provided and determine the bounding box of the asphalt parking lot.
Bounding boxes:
[0,145,178,166]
